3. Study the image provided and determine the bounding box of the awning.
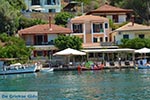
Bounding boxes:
[30,5,45,11]
[82,48,135,53]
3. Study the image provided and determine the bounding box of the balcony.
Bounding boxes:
[100,42,114,46]
[93,29,104,33]
[26,41,54,46]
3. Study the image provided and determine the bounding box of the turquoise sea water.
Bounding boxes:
[1,69,150,100]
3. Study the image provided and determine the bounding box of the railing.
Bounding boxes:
[26,41,54,46]
[100,42,114,46]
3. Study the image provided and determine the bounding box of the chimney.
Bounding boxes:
[131,15,135,26]
[49,16,52,31]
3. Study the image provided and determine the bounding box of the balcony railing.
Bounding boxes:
[26,41,54,46]
[100,42,114,46]
[93,29,104,33]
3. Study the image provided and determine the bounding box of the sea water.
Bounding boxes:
[0,69,150,100]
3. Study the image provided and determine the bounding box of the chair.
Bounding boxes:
[114,61,119,67]
[129,61,134,67]
[121,61,125,67]
[105,62,110,67]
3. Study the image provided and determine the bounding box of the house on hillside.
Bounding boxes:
[110,22,150,45]
[18,19,72,59]
[24,0,61,13]
[86,3,133,24]
[67,15,117,49]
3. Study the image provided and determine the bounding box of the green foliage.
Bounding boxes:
[54,12,74,27]
[74,0,91,4]
[109,0,150,25]
[6,0,26,10]
[0,0,20,34]
[54,35,83,50]
[19,16,47,29]
[109,19,128,30]
[0,33,33,63]
[119,38,150,49]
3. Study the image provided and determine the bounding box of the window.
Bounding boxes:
[89,53,94,58]
[35,35,44,45]
[36,51,43,56]
[93,37,98,43]
[93,23,103,33]
[105,23,108,29]
[100,37,103,42]
[113,15,118,23]
[105,37,108,42]
[46,0,56,5]
[123,34,129,39]
[139,34,145,39]
[49,9,55,13]
[32,0,40,5]
[73,24,83,33]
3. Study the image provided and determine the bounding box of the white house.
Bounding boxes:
[87,3,133,24]
[110,22,150,44]
[24,0,61,13]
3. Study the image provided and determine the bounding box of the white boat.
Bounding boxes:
[41,68,54,72]
[0,61,38,75]
[136,59,150,69]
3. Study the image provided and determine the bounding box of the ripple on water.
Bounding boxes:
[0,69,150,100]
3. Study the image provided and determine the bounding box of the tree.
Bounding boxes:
[0,33,33,63]
[18,16,47,29]
[0,0,20,34]
[6,0,26,10]
[119,38,150,49]
[54,35,83,50]
[74,0,91,4]
[109,0,150,25]
[54,12,74,27]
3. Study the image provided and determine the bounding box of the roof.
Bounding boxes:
[114,22,150,32]
[82,48,135,53]
[63,1,78,11]
[87,4,133,14]
[18,24,72,35]
[71,15,109,23]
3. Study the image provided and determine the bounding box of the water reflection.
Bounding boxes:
[0,69,150,99]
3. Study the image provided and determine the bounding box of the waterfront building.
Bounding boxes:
[18,18,72,59]
[67,15,116,49]
[86,3,133,24]
[110,22,150,45]
[24,0,61,13]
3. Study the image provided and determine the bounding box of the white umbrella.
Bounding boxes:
[135,47,150,59]
[53,48,86,64]
[53,48,86,56]
[135,47,150,53]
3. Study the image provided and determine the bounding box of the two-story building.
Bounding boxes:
[68,15,109,43]
[87,3,133,24]
[18,21,72,59]
[67,15,113,49]
[24,0,61,13]
[110,22,150,44]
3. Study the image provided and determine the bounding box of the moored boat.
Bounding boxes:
[136,59,150,69]
[0,61,38,75]
[41,68,54,72]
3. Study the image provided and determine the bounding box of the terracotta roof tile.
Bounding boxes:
[87,4,133,14]
[18,24,72,35]
[71,15,109,23]
[115,22,150,31]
